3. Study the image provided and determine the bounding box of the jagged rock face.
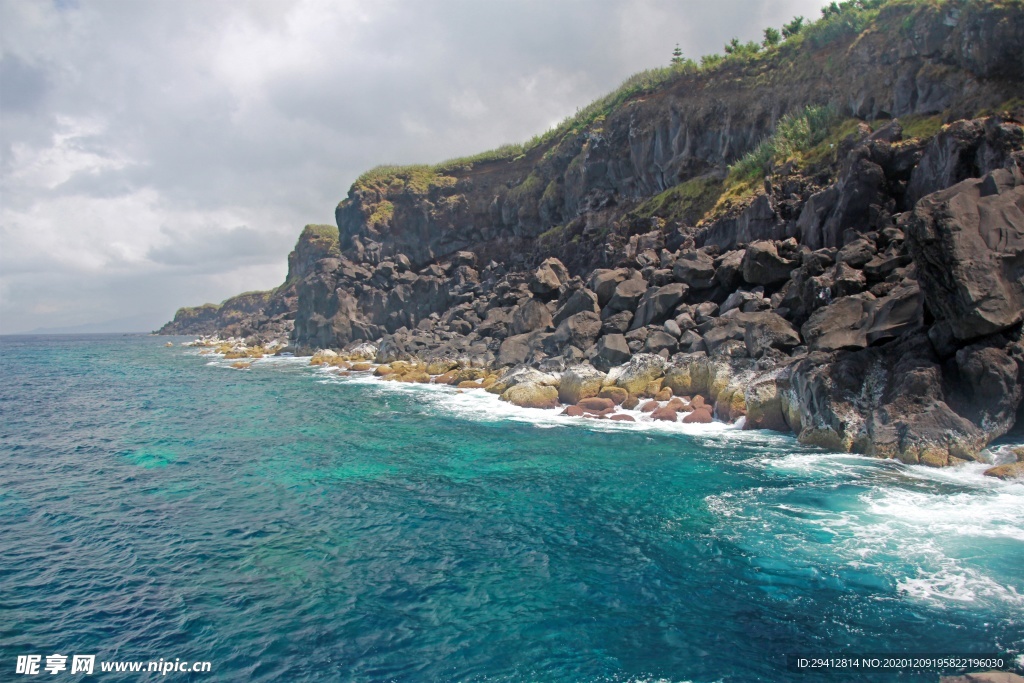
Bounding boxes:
[905,166,1024,341]
[335,2,1024,274]
[161,3,1024,467]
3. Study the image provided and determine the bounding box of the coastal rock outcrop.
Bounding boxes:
[163,1,1024,466]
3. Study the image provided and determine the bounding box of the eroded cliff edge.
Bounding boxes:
[162,0,1024,467]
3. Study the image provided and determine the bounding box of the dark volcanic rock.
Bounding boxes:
[788,336,988,466]
[553,288,600,326]
[905,167,1024,341]
[801,283,924,352]
[742,312,802,358]
[672,251,716,289]
[547,312,602,353]
[742,241,797,285]
[511,299,554,335]
[592,334,631,371]
[631,283,687,330]
[605,276,649,314]
[529,257,569,296]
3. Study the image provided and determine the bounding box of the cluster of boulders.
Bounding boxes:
[304,346,723,425]
[285,119,1024,468]
[168,111,1024,470]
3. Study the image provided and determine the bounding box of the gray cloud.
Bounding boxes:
[0,0,827,334]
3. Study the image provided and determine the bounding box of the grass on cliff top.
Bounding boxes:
[299,224,340,254]
[351,0,981,195]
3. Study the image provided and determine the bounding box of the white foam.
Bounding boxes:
[707,450,1024,610]
[314,369,782,442]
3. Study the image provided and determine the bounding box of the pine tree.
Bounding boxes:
[671,44,684,66]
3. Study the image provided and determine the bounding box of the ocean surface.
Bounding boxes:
[1,334,1022,682]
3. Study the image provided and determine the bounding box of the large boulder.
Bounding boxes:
[591,334,632,371]
[788,337,988,466]
[672,251,716,289]
[497,333,535,366]
[952,341,1023,441]
[501,383,560,409]
[511,299,553,335]
[742,312,802,358]
[608,353,666,395]
[631,283,688,330]
[742,241,797,285]
[801,283,923,352]
[558,364,606,404]
[904,167,1024,342]
[488,366,557,395]
[552,288,600,326]
[547,311,601,353]
[605,276,648,313]
[529,257,570,296]
[589,269,631,307]
[906,118,1024,206]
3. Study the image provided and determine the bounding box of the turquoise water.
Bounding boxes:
[1,334,1022,682]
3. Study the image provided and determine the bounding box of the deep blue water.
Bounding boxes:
[1,334,1022,682]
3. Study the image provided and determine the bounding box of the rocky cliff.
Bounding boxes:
[162,0,1024,467]
[157,223,338,340]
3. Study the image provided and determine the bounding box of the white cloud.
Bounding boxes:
[0,0,827,333]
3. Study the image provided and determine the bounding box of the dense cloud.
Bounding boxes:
[0,0,826,333]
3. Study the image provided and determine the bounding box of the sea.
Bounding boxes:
[1,333,1022,682]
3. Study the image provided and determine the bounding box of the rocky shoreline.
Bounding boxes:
[162,1,1024,470]
[177,334,1024,480]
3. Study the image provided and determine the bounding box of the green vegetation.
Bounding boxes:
[349,0,976,197]
[368,200,395,226]
[728,104,843,183]
[631,175,725,226]
[782,15,806,38]
[507,173,545,205]
[355,165,456,194]
[297,224,341,261]
[801,0,887,48]
[900,114,945,139]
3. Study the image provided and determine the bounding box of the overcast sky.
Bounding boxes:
[1,0,826,334]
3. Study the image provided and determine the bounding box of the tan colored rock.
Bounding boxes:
[984,462,1024,480]
[350,362,372,372]
[610,353,667,395]
[426,359,458,375]
[622,394,640,410]
[501,383,560,409]
[744,375,790,432]
[598,386,629,405]
[683,407,713,423]
[654,387,673,402]
[374,364,395,376]
[666,397,690,412]
[562,405,585,417]
[230,361,251,369]
[434,371,459,385]
[640,400,659,413]
[558,364,606,405]
[610,414,636,422]
[457,380,484,389]
[641,378,664,398]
